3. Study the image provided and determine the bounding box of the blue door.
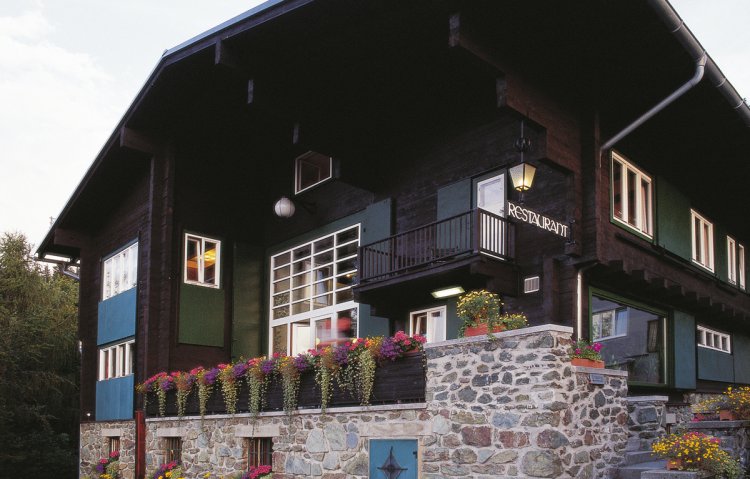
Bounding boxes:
[369,439,418,479]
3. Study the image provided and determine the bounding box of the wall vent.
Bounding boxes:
[523,276,540,293]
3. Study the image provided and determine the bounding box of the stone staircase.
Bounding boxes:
[613,446,703,479]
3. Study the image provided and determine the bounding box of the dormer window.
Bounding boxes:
[184,234,221,288]
[295,151,332,194]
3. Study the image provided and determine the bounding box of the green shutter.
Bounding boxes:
[672,311,696,389]
[437,179,471,220]
[733,333,750,384]
[715,225,729,283]
[179,283,224,347]
[232,243,263,358]
[655,177,692,261]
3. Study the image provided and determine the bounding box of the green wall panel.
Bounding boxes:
[179,283,224,347]
[672,311,696,389]
[734,333,750,384]
[655,177,691,261]
[437,179,472,220]
[714,224,729,283]
[232,243,262,358]
[697,347,734,383]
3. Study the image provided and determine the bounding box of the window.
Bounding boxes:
[165,437,182,464]
[246,437,273,469]
[697,325,731,353]
[102,242,138,300]
[108,437,120,457]
[270,225,359,355]
[590,293,666,385]
[476,173,506,216]
[740,244,746,290]
[728,237,738,285]
[98,339,135,381]
[409,306,446,343]
[592,308,628,340]
[295,151,333,194]
[184,234,221,288]
[691,210,714,271]
[611,152,652,237]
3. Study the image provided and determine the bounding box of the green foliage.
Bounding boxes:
[0,232,79,477]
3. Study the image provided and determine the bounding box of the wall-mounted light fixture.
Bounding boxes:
[273,196,316,219]
[431,285,465,299]
[509,121,536,199]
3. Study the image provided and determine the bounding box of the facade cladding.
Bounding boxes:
[36,0,750,477]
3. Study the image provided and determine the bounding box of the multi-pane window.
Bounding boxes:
[691,210,714,272]
[270,225,359,355]
[108,437,121,457]
[409,307,446,343]
[165,437,182,464]
[611,153,652,237]
[102,242,138,300]
[592,308,628,340]
[697,325,731,353]
[295,151,333,194]
[184,234,220,288]
[98,339,135,381]
[246,437,273,469]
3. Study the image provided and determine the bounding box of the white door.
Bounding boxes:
[410,307,446,343]
[476,174,506,216]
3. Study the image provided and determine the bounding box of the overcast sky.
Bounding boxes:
[0,1,748,250]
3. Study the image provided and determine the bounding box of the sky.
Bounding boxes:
[0,0,748,250]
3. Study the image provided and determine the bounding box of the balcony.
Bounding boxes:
[355,209,517,305]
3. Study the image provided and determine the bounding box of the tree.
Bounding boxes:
[0,232,79,477]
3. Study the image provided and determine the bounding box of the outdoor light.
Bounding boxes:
[509,161,536,192]
[431,286,465,299]
[273,196,296,218]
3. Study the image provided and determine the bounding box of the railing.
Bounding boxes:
[359,209,515,283]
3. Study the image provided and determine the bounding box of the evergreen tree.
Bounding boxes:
[0,232,79,477]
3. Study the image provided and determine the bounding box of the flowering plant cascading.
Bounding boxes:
[191,366,219,420]
[309,346,339,413]
[136,372,164,413]
[246,356,273,417]
[570,339,603,361]
[150,460,185,479]
[347,337,382,406]
[651,430,742,477]
[93,451,120,479]
[171,371,195,417]
[277,354,310,415]
[218,361,249,415]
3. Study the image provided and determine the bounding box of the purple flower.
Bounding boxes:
[333,345,349,366]
[379,337,400,361]
[260,359,275,375]
[232,362,249,379]
[293,354,309,372]
[96,463,105,474]
[203,367,220,385]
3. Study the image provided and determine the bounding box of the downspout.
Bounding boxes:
[576,263,597,340]
[600,53,707,153]
[58,264,80,282]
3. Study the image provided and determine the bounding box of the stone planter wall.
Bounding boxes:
[80,420,136,479]
[140,325,629,479]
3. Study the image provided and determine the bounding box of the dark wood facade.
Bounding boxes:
[38,0,750,421]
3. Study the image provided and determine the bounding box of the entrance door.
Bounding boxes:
[409,306,446,343]
[476,173,506,216]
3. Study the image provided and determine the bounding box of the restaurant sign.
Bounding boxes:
[507,201,569,238]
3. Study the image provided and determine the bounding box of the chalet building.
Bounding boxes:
[37,0,750,476]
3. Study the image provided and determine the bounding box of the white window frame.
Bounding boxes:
[409,306,447,343]
[295,151,333,194]
[183,234,221,288]
[269,224,360,354]
[691,210,714,272]
[728,236,738,285]
[611,152,653,238]
[102,242,138,300]
[697,325,731,353]
[740,244,746,290]
[592,307,628,341]
[98,339,135,381]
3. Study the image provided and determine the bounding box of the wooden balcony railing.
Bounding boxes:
[359,209,515,283]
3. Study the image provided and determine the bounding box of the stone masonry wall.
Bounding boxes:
[80,420,136,479]
[142,325,629,479]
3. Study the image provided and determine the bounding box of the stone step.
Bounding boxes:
[623,451,657,465]
[613,460,667,479]
[641,470,703,478]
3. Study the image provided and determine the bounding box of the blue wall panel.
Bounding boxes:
[97,288,137,345]
[96,376,134,421]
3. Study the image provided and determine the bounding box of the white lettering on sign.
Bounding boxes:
[507,202,569,238]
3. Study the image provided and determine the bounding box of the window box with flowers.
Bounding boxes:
[570,339,604,368]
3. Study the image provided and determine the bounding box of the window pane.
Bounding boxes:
[272,306,288,320]
[640,178,651,234]
[296,152,332,192]
[273,265,290,281]
[336,273,355,288]
[291,287,309,302]
[336,242,358,258]
[186,238,200,282]
[336,257,356,274]
[293,245,311,260]
[313,265,333,281]
[292,272,311,288]
[336,227,359,244]
[612,160,623,220]
[626,170,636,226]
[337,309,356,340]
[315,318,333,347]
[273,292,290,306]
[272,324,288,355]
[292,301,310,314]
[411,313,427,336]
[293,260,311,274]
[313,251,334,266]
[203,241,218,285]
[312,294,332,309]
[336,289,353,303]
[273,279,290,293]
[313,236,334,252]
[273,252,290,268]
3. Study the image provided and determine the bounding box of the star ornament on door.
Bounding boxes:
[377,446,407,479]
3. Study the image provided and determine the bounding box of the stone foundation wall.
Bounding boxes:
[80,420,136,479]
[142,325,629,479]
[624,396,668,452]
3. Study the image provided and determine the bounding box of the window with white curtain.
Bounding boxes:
[102,242,138,300]
[98,339,135,381]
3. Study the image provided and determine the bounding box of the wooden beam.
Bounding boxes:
[119,127,161,155]
[214,40,242,70]
[53,228,87,249]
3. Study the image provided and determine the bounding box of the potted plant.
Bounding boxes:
[150,461,185,479]
[457,289,504,337]
[172,370,195,417]
[651,431,742,477]
[93,451,120,479]
[569,339,604,368]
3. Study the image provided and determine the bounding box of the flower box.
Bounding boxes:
[666,458,682,470]
[463,323,506,337]
[719,409,739,421]
[571,358,604,368]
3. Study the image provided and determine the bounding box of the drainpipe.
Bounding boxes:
[58,264,80,282]
[576,263,597,340]
[600,53,706,153]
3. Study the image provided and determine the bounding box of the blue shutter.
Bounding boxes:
[369,439,418,479]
